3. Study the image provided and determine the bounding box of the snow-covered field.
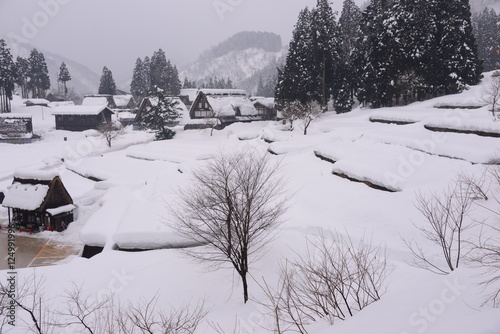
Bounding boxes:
[1,77,500,333]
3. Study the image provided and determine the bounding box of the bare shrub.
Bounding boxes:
[404,178,475,274]
[97,121,124,148]
[258,231,388,333]
[281,101,322,135]
[172,149,289,303]
[481,71,500,119]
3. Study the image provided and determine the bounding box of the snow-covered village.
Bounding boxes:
[0,0,500,333]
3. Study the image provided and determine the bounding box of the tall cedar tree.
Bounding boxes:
[336,0,362,112]
[98,66,117,95]
[473,8,500,71]
[58,62,71,98]
[15,56,30,99]
[149,49,181,96]
[131,57,148,101]
[275,8,315,107]
[427,0,482,94]
[27,49,51,98]
[0,39,16,113]
[310,0,341,108]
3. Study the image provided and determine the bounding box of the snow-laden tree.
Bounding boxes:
[149,49,181,96]
[98,66,117,95]
[310,0,341,107]
[58,62,71,99]
[473,7,500,72]
[130,57,148,101]
[140,86,181,140]
[27,49,51,98]
[275,7,315,107]
[0,39,16,113]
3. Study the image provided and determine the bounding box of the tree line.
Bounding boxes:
[276,0,486,113]
[130,49,181,102]
[0,39,75,113]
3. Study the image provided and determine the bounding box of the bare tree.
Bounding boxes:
[258,231,388,333]
[172,149,289,303]
[404,177,475,275]
[467,167,500,306]
[481,71,500,119]
[97,121,124,148]
[281,101,322,135]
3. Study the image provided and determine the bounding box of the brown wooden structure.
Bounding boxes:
[52,105,114,131]
[2,171,75,232]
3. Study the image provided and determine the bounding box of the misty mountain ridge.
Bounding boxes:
[180,31,285,95]
[5,37,100,97]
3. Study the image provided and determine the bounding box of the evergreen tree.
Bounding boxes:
[15,56,30,99]
[336,0,362,112]
[58,62,71,99]
[256,75,265,96]
[141,86,181,140]
[27,49,51,98]
[310,0,341,107]
[473,8,500,71]
[98,66,117,95]
[143,56,152,92]
[275,8,315,107]
[131,58,148,100]
[427,0,482,94]
[0,39,16,113]
[150,49,168,91]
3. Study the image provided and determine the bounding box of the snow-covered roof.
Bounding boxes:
[201,89,247,96]
[82,96,108,107]
[113,95,134,108]
[52,105,113,116]
[205,95,258,117]
[180,89,200,102]
[46,204,75,216]
[23,98,50,105]
[0,114,32,119]
[48,101,75,108]
[14,169,59,181]
[2,182,49,210]
[253,98,275,109]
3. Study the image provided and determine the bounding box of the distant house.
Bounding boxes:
[52,105,114,131]
[2,170,75,232]
[252,97,277,120]
[0,114,33,140]
[113,95,137,110]
[179,88,199,109]
[23,99,50,107]
[187,89,263,128]
[82,95,117,109]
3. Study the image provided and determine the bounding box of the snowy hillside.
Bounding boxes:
[6,38,100,96]
[0,74,500,333]
[180,32,285,94]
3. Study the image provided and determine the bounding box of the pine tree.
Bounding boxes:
[143,56,152,92]
[27,49,51,98]
[58,62,71,99]
[0,39,16,113]
[256,75,265,96]
[98,66,117,95]
[15,56,30,99]
[131,58,147,100]
[150,49,168,91]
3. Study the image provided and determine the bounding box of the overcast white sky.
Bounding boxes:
[0,0,364,79]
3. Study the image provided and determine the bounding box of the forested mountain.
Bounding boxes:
[180,31,285,95]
